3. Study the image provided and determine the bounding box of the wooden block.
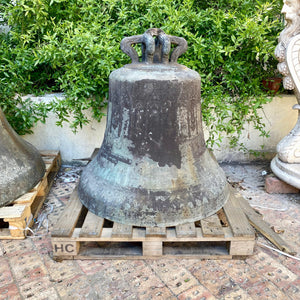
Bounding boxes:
[229,240,256,256]
[223,190,254,238]
[8,220,27,238]
[52,240,80,256]
[175,222,196,237]
[0,205,26,219]
[143,241,163,256]
[200,214,224,237]
[51,187,83,237]
[111,222,133,238]
[5,205,31,238]
[146,227,166,237]
[79,211,104,238]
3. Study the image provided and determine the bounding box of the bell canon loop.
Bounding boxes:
[78,28,230,227]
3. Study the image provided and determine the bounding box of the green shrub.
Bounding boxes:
[0,0,283,149]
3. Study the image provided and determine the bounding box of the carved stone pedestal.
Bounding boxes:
[272,0,300,190]
[271,109,300,189]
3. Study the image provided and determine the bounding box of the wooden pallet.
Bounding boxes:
[0,151,61,239]
[51,187,256,260]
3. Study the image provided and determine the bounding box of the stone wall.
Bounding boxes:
[23,93,298,163]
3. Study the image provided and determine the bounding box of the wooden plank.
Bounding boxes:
[236,189,296,255]
[146,227,166,237]
[79,211,104,238]
[40,150,60,156]
[36,177,48,196]
[111,223,133,238]
[143,241,162,256]
[53,253,233,260]
[175,222,196,237]
[223,190,254,238]
[133,227,146,239]
[200,214,224,237]
[0,205,26,219]
[13,191,37,204]
[51,187,83,237]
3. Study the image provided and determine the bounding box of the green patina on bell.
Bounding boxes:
[0,108,46,207]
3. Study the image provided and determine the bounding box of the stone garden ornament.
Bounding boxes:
[0,108,45,207]
[271,0,300,188]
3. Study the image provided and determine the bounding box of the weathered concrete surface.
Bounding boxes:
[0,108,45,207]
[23,94,298,163]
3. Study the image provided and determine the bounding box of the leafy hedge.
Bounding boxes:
[0,0,283,149]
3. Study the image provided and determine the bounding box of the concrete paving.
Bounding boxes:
[0,162,299,300]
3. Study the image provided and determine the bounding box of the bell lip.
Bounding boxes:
[79,189,230,227]
[77,147,230,227]
[0,155,46,207]
[78,180,230,228]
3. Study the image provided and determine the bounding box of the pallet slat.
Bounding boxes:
[112,223,133,238]
[146,227,166,237]
[223,191,254,238]
[52,187,83,237]
[200,214,224,237]
[13,191,38,205]
[79,212,104,238]
[0,205,27,219]
[175,222,196,237]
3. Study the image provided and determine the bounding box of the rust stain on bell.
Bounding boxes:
[78,28,229,227]
[0,108,45,207]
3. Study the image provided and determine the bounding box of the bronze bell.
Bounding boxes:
[0,108,46,207]
[78,28,230,227]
